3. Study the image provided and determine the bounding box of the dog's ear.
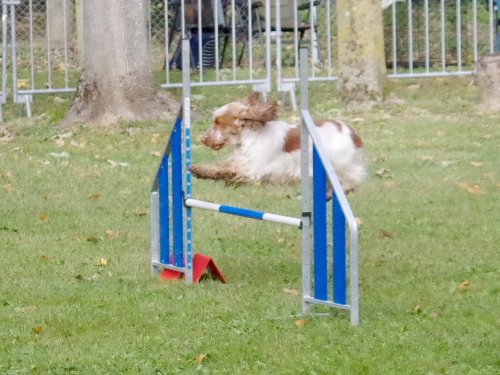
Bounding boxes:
[239,94,278,128]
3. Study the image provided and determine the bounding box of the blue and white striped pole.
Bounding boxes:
[184,199,302,228]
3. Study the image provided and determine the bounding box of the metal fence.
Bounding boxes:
[0,0,498,120]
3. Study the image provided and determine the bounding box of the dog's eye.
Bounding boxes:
[214,118,221,126]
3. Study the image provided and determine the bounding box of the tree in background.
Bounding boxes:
[61,0,176,126]
[336,0,386,108]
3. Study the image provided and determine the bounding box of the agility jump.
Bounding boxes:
[150,42,360,325]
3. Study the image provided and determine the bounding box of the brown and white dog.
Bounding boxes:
[189,95,366,192]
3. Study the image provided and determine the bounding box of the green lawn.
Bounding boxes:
[1,77,499,374]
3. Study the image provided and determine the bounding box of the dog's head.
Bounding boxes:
[200,94,278,150]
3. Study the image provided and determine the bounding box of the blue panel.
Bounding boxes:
[332,193,347,305]
[158,155,170,264]
[313,147,328,301]
[171,118,184,267]
[219,205,265,220]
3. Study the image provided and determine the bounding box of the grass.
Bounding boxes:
[0,77,499,374]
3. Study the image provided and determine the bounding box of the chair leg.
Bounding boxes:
[220,35,229,66]
[237,39,247,66]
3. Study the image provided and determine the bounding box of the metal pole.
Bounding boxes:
[407,0,413,73]
[2,4,8,105]
[392,1,397,73]
[456,0,462,72]
[424,0,429,72]
[299,47,311,315]
[9,4,18,102]
[182,38,193,284]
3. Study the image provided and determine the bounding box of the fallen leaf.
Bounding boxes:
[106,229,119,239]
[49,151,69,159]
[17,79,29,89]
[378,229,393,239]
[457,182,482,194]
[3,183,14,192]
[413,304,422,313]
[107,160,129,168]
[107,159,117,168]
[88,193,100,201]
[440,160,459,168]
[31,325,43,334]
[283,288,300,296]
[73,234,82,241]
[87,273,100,282]
[39,214,48,223]
[355,217,363,226]
[383,180,396,188]
[0,126,13,142]
[295,319,307,328]
[418,155,434,161]
[458,280,470,290]
[95,258,108,267]
[133,210,147,217]
[376,168,393,178]
[1,170,12,179]
[53,132,73,139]
[436,131,446,137]
[39,255,49,262]
[430,311,441,318]
[194,354,208,364]
[407,84,420,91]
[470,161,483,168]
[151,151,162,157]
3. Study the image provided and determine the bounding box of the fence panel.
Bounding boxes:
[385,0,498,78]
[13,0,79,100]
[149,0,272,91]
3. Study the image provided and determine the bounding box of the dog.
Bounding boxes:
[189,95,366,193]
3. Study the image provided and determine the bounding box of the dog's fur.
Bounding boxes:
[189,94,366,193]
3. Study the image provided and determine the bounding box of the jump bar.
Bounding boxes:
[185,198,302,228]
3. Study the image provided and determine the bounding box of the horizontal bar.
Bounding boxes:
[388,71,474,79]
[17,88,76,95]
[185,198,302,228]
[303,296,351,311]
[152,261,186,273]
[161,78,269,89]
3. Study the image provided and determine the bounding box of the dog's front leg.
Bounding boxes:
[189,164,247,185]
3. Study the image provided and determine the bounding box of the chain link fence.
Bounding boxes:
[14,0,79,93]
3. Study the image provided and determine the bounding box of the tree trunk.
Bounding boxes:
[336,0,386,108]
[61,0,177,127]
[476,54,500,111]
[48,0,74,50]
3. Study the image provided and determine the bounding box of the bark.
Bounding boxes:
[61,0,177,127]
[336,0,386,109]
[48,0,74,50]
[476,54,500,111]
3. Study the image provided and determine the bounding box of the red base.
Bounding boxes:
[160,253,226,283]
